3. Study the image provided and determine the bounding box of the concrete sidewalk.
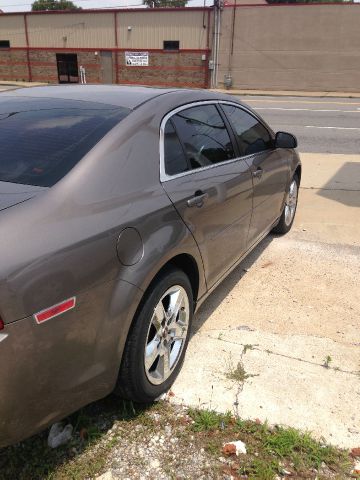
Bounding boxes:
[0,81,46,88]
[172,152,360,448]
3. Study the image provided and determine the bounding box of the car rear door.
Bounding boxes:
[221,103,289,246]
[160,102,253,289]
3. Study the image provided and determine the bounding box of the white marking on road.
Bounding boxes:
[305,125,360,130]
[254,107,360,113]
[245,99,360,106]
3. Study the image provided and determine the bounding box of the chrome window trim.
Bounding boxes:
[159,100,275,183]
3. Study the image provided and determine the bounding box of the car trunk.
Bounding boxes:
[0,181,47,212]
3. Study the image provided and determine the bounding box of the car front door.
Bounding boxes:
[160,102,253,289]
[221,103,289,246]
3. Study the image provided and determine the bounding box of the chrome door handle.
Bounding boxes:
[187,192,209,208]
[252,168,263,179]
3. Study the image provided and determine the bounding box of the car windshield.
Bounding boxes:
[0,98,130,187]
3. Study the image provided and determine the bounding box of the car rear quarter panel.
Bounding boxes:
[0,278,144,447]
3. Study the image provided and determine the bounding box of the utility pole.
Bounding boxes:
[211,0,223,88]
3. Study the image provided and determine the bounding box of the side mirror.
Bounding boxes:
[275,131,297,149]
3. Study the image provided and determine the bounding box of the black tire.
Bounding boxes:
[272,174,299,235]
[115,267,193,403]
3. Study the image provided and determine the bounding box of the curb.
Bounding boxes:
[0,81,47,87]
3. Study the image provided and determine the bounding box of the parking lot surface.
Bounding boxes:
[173,96,360,448]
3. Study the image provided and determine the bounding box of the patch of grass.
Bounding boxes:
[264,426,346,471]
[190,410,351,480]
[188,408,232,432]
[235,418,269,438]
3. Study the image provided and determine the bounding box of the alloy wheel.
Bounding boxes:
[144,285,190,385]
[284,179,298,226]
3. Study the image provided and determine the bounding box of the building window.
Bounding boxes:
[163,40,179,51]
[0,40,10,49]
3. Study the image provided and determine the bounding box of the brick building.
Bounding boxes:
[0,8,211,88]
[0,4,359,92]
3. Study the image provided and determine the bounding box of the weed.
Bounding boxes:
[106,435,119,449]
[225,354,258,383]
[239,458,279,480]
[206,440,219,455]
[243,344,255,354]
[226,362,250,382]
[323,355,332,369]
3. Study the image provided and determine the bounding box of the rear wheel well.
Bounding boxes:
[159,254,200,307]
[125,254,200,344]
[137,254,200,314]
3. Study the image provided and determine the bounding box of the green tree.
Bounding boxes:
[143,0,187,7]
[31,0,81,11]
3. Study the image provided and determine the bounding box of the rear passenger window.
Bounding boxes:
[164,120,189,176]
[171,104,235,171]
[222,104,272,156]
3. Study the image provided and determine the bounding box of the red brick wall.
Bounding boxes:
[0,48,209,88]
[117,50,208,88]
[0,50,29,81]
[78,52,102,84]
[29,50,57,82]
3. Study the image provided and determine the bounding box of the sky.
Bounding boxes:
[0,0,211,12]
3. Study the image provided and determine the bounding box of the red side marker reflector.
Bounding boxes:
[34,297,76,324]
[0,317,4,330]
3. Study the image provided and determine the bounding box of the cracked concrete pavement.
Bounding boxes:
[172,152,360,448]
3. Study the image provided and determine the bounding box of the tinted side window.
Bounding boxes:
[0,101,129,187]
[164,120,189,176]
[171,104,235,170]
[222,104,272,156]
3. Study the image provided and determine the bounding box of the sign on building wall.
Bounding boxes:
[125,51,149,66]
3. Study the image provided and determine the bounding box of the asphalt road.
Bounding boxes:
[238,95,360,154]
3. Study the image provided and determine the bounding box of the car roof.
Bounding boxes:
[0,84,236,110]
[0,85,184,110]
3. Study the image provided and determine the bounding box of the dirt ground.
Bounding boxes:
[172,153,360,449]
